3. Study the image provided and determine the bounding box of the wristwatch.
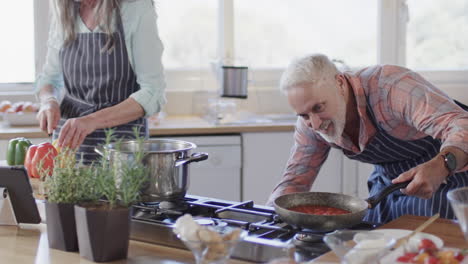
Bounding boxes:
[442,152,457,176]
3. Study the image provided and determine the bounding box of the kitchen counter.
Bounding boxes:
[312,215,468,263]
[0,223,250,264]
[0,115,295,139]
[4,215,466,264]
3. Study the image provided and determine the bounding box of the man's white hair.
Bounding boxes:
[279,54,341,94]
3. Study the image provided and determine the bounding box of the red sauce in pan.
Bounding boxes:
[288,205,350,215]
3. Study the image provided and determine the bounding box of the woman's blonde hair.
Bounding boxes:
[56,0,121,52]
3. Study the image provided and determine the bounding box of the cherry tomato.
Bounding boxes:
[419,238,438,251]
[397,252,418,263]
[454,252,464,262]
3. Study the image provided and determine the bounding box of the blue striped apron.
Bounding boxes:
[343,98,468,224]
[53,5,147,164]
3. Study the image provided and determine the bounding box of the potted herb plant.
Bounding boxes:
[74,129,149,262]
[44,149,97,252]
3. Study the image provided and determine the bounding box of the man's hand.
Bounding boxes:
[37,99,61,135]
[57,115,98,149]
[392,156,448,199]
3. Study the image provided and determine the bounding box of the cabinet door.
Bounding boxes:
[151,135,242,201]
[357,162,374,198]
[242,132,294,205]
[188,145,241,201]
[242,132,343,205]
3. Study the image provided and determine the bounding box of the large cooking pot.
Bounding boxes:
[95,139,208,201]
[273,181,409,232]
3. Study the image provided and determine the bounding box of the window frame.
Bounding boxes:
[2,0,466,95]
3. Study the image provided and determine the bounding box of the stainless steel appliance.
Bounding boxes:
[130,195,377,262]
[219,66,248,98]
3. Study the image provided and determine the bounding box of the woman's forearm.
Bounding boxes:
[84,97,145,130]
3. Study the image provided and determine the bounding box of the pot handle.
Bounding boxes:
[175,152,209,167]
[365,181,410,209]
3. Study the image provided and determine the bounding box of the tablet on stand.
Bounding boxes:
[0,187,17,225]
[0,166,41,225]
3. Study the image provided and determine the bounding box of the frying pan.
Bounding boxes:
[273,182,409,232]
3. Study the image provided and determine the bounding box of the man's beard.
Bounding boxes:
[317,94,346,144]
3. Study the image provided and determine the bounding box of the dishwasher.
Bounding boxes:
[151,134,242,201]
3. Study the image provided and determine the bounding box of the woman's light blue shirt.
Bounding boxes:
[36,0,166,116]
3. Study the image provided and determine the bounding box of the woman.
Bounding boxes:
[36,0,166,163]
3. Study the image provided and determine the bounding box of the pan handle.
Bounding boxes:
[365,181,410,209]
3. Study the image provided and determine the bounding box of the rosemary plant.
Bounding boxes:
[94,128,149,208]
[45,149,100,204]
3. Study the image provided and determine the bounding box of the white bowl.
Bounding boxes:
[3,112,38,126]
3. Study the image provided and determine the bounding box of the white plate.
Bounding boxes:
[368,229,444,264]
[3,112,38,126]
[368,229,444,249]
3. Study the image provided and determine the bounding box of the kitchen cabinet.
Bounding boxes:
[242,132,344,205]
[356,162,373,198]
[151,135,242,201]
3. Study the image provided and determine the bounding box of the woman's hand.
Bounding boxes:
[57,115,98,149]
[392,156,448,199]
[37,99,61,135]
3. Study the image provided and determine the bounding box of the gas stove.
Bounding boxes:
[130,195,377,263]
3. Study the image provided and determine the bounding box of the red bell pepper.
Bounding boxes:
[24,142,58,179]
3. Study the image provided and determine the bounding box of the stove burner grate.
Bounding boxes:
[130,195,380,263]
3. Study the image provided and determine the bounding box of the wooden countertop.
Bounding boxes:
[4,215,465,264]
[0,223,250,264]
[0,115,295,139]
[312,215,468,263]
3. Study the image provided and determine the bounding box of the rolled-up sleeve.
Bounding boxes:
[129,1,166,117]
[267,118,331,205]
[35,0,64,97]
[385,68,468,170]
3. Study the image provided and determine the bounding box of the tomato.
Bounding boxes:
[397,252,418,263]
[419,238,438,251]
[454,252,464,262]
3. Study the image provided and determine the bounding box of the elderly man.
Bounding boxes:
[268,54,468,223]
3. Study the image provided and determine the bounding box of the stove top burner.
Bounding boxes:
[130,194,379,263]
[294,233,324,244]
[159,200,189,210]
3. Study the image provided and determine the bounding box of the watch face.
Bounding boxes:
[445,152,457,171]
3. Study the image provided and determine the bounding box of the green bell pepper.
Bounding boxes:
[7,137,32,165]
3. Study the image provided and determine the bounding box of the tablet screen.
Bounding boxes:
[0,166,41,224]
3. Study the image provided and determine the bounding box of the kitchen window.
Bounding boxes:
[0,2,35,84]
[406,0,468,71]
[157,1,217,69]
[233,0,377,69]
[1,0,467,95]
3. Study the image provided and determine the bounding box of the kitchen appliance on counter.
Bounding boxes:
[130,194,378,263]
[206,59,249,125]
[218,65,248,99]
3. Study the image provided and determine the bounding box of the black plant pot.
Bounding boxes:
[74,204,130,262]
[45,202,79,252]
